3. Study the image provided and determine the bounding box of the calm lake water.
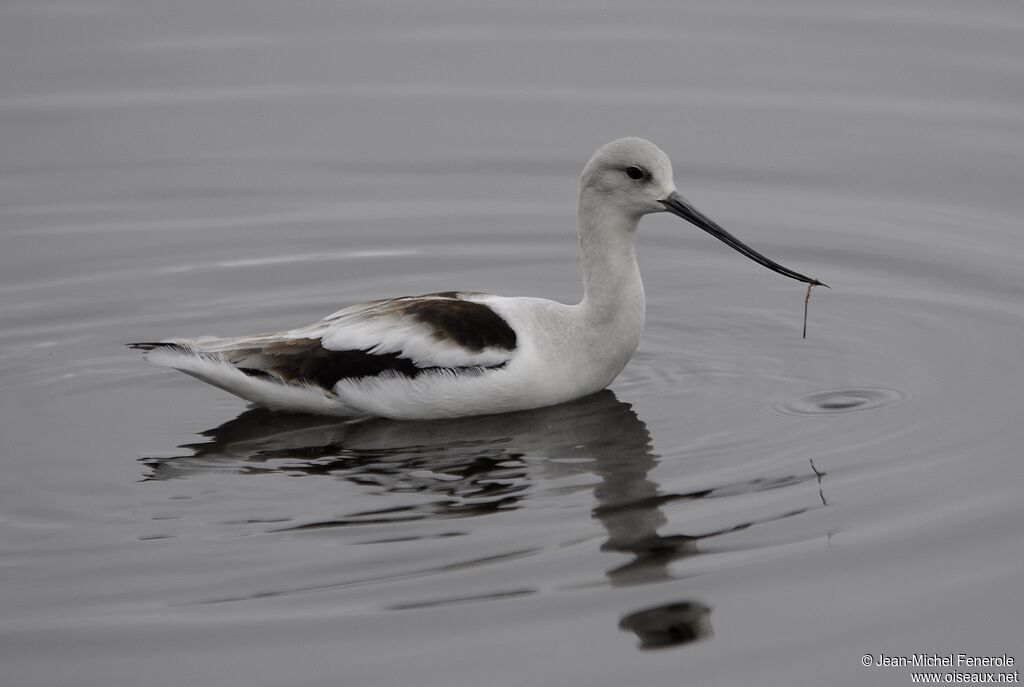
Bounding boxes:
[2,1,1023,685]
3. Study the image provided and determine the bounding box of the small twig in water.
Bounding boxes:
[810,458,827,507]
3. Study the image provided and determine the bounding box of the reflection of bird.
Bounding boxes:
[142,388,827,650]
[142,390,654,523]
[619,602,713,649]
[130,138,822,419]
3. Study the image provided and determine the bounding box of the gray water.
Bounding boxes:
[2,2,1023,685]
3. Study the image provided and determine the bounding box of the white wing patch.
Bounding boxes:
[286,293,517,370]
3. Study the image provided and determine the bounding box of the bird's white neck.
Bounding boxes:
[577,191,646,327]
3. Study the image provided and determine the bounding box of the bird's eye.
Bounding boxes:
[625,166,646,181]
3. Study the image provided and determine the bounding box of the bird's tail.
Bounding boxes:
[126,342,186,352]
[128,340,356,415]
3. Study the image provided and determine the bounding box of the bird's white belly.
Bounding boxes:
[332,362,558,420]
[333,320,639,420]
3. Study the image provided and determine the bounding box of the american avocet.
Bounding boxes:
[130,138,824,419]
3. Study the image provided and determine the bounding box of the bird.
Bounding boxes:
[130,137,824,420]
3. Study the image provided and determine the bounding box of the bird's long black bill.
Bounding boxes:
[660,191,827,287]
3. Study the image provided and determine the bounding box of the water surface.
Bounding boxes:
[2,1,1023,685]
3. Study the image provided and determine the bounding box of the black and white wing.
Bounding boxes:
[132,292,518,393]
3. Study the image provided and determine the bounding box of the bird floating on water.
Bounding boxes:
[131,137,825,419]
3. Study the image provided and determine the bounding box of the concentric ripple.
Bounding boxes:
[772,387,907,416]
